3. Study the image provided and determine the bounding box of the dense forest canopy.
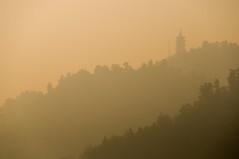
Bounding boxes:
[0,41,239,159]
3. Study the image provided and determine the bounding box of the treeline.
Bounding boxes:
[80,68,239,159]
[168,41,239,83]
[0,41,238,159]
[0,60,204,159]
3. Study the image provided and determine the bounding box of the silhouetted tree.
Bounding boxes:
[199,82,214,101]
[47,83,53,93]
[228,68,239,93]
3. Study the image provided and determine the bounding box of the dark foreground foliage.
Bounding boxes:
[80,68,239,159]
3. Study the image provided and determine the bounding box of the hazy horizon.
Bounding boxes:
[1,0,239,104]
[1,1,239,158]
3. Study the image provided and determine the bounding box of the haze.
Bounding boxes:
[1,0,239,105]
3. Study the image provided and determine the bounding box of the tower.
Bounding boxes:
[176,29,186,54]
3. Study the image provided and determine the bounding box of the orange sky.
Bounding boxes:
[1,0,239,105]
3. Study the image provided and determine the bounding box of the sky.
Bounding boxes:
[0,0,239,105]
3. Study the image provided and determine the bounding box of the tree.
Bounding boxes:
[199,82,214,101]
[228,68,239,93]
[214,79,220,95]
[47,83,53,93]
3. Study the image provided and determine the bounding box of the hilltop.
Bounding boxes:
[0,41,239,159]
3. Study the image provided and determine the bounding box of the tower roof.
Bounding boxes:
[179,28,182,36]
[178,28,184,38]
[176,29,186,54]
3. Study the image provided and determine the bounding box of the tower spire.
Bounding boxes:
[179,28,182,36]
[176,29,186,54]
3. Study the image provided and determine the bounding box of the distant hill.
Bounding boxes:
[168,41,239,83]
[0,41,238,159]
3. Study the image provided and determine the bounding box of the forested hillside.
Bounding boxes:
[80,68,239,159]
[0,41,238,159]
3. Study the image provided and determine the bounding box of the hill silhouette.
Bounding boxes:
[80,68,239,159]
[168,41,239,83]
[0,41,239,159]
